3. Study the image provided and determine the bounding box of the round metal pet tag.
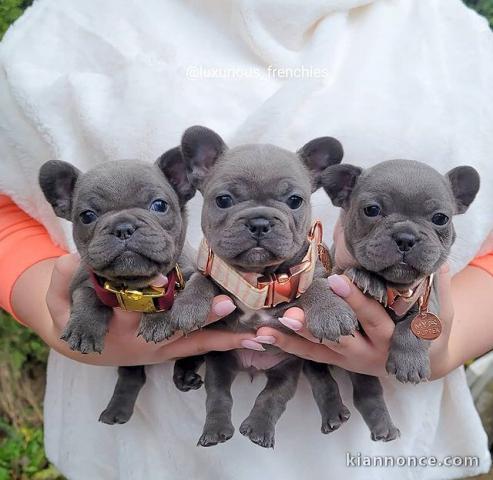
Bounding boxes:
[410,312,442,340]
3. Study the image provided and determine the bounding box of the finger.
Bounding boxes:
[46,253,80,329]
[254,327,344,364]
[282,307,305,323]
[255,325,369,354]
[333,215,356,271]
[160,329,261,359]
[328,274,395,345]
[437,263,454,323]
[204,295,237,325]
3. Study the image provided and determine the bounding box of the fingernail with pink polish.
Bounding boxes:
[327,274,351,298]
[213,300,236,317]
[253,335,277,345]
[279,317,303,331]
[240,339,265,351]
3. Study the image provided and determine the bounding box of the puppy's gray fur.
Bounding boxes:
[323,159,480,383]
[171,126,399,447]
[39,150,195,423]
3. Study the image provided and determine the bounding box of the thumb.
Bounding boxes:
[46,253,80,329]
[254,326,343,364]
[161,329,260,359]
[437,263,454,326]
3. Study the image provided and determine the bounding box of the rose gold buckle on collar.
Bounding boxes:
[204,248,215,276]
[174,265,186,290]
[257,261,310,308]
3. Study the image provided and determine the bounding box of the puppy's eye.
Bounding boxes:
[216,195,234,209]
[150,199,168,213]
[286,195,303,210]
[364,205,381,217]
[432,213,449,226]
[79,210,98,224]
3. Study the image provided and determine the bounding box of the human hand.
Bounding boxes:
[41,254,260,366]
[255,265,454,378]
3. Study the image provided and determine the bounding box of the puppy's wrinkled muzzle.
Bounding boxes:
[84,214,176,282]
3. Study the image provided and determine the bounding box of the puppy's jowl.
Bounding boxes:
[171,126,399,448]
[39,150,195,423]
[323,159,480,383]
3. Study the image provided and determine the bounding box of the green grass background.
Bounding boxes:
[0,0,492,478]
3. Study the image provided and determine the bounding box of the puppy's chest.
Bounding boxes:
[220,295,295,334]
[238,307,278,331]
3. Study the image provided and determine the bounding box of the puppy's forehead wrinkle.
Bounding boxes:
[356,159,454,209]
[206,144,311,195]
[75,160,178,211]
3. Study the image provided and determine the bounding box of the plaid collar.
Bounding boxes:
[197,220,329,310]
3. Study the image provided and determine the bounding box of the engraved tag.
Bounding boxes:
[411,312,442,340]
[317,242,332,274]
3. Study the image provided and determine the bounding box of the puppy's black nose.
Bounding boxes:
[393,232,416,252]
[246,217,272,238]
[113,223,136,240]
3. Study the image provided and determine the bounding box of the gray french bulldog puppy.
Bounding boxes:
[38,149,195,424]
[169,126,399,448]
[322,159,480,383]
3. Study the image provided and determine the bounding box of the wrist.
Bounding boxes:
[11,257,58,328]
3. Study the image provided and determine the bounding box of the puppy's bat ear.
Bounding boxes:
[321,164,362,208]
[156,146,196,204]
[39,160,81,220]
[298,137,344,191]
[446,166,480,214]
[181,126,227,190]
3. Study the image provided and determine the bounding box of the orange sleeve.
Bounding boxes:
[0,195,67,317]
[470,253,493,277]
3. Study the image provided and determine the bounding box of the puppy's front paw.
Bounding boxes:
[346,267,388,305]
[306,296,358,342]
[386,348,431,384]
[239,417,275,449]
[168,296,211,335]
[60,319,105,354]
[138,312,175,343]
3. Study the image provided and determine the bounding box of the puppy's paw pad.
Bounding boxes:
[321,404,351,434]
[371,424,401,442]
[173,370,203,392]
[197,424,234,447]
[239,419,275,449]
[346,267,388,305]
[99,406,133,425]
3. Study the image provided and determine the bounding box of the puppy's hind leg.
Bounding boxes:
[303,361,350,434]
[99,366,146,425]
[198,351,239,447]
[240,356,302,449]
[349,372,400,442]
[173,355,205,392]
